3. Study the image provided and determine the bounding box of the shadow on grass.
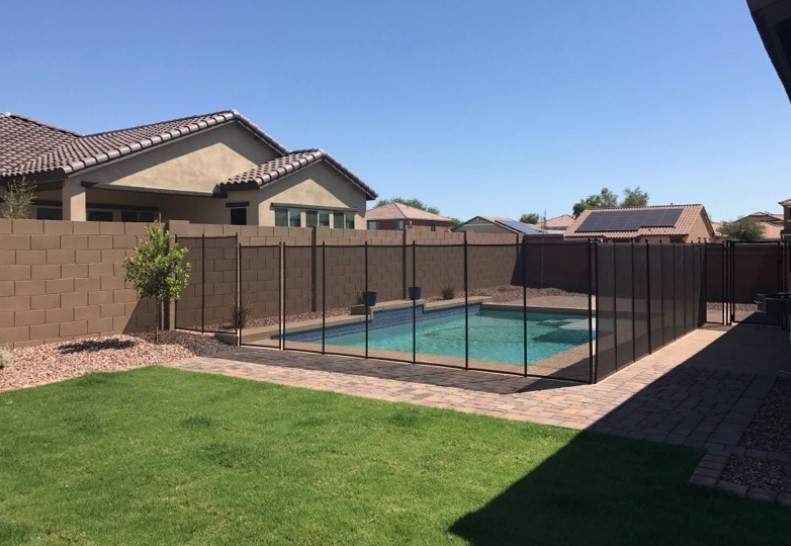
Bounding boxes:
[59,339,137,354]
[450,322,791,545]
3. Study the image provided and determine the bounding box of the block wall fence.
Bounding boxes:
[0,219,522,348]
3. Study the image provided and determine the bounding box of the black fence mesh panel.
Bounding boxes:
[366,245,411,363]
[704,243,725,323]
[282,246,321,353]
[613,244,634,370]
[201,236,237,334]
[523,240,590,293]
[673,244,686,339]
[414,244,466,369]
[175,236,203,331]
[661,245,675,347]
[648,244,664,352]
[466,244,526,374]
[239,246,279,348]
[633,243,650,361]
[595,244,617,381]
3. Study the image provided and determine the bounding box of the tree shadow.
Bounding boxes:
[58,339,137,354]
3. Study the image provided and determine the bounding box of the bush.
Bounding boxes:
[231,305,248,329]
[441,285,456,300]
[0,345,12,369]
[0,177,36,219]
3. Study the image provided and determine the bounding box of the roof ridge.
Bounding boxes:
[2,112,81,137]
[590,204,702,212]
[81,109,235,137]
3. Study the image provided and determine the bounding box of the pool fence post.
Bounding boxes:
[365,241,369,360]
[588,238,594,384]
[593,240,600,383]
[201,233,206,334]
[236,235,241,347]
[464,233,469,371]
[612,241,619,371]
[659,241,665,346]
[630,239,636,364]
[520,235,527,376]
[412,240,417,365]
[646,240,652,353]
[322,242,326,355]
[281,242,287,350]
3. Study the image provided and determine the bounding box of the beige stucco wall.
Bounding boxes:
[256,161,368,229]
[686,214,714,243]
[76,123,280,194]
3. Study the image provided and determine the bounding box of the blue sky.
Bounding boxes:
[3,0,790,222]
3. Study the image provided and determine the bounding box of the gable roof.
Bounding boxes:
[220,149,377,199]
[739,211,784,223]
[780,197,791,207]
[0,110,288,178]
[565,204,713,239]
[0,113,79,172]
[543,214,576,228]
[453,216,546,235]
[366,202,452,223]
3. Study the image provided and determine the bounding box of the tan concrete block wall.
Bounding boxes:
[0,219,156,348]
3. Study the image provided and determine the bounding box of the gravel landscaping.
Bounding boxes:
[721,378,791,494]
[0,331,231,393]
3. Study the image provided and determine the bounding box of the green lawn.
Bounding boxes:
[0,367,787,545]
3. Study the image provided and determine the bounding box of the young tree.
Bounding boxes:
[573,188,618,217]
[520,213,540,224]
[123,222,191,342]
[375,197,440,215]
[0,177,36,219]
[719,219,765,242]
[621,186,649,208]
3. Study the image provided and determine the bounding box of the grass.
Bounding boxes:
[0,367,788,545]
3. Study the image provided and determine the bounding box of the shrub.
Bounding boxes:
[0,345,12,369]
[441,285,456,300]
[231,305,248,329]
[0,177,36,219]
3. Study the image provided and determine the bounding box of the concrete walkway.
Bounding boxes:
[168,322,790,453]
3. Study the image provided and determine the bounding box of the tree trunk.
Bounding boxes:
[154,300,161,343]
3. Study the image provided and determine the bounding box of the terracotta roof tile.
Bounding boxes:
[366,202,452,222]
[1,110,288,178]
[565,204,713,239]
[221,149,377,199]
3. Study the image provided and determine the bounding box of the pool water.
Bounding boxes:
[291,307,592,366]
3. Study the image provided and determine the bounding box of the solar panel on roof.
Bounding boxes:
[576,208,683,233]
[497,219,542,235]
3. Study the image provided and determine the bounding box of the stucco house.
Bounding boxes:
[0,110,377,228]
[366,202,453,232]
[453,216,557,237]
[565,204,716,243]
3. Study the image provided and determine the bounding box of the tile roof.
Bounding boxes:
[0,113,79,172]
[0,110,288,178]
[476,216,544,235]
[565,204,712,239]
[366,202,452,222]
[220,149,377,199]
[543,214,575,228]
[780,198,791,207]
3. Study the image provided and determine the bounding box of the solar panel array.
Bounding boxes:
[576,208,683,233]
[496,219,543,235]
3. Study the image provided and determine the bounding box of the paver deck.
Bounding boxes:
[168,321,790,452]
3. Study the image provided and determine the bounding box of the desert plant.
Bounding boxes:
[231,305,249,329]
[0,345,12,369]
[123,222,190,343]
[0,177,36,219]
[441,285,456,300]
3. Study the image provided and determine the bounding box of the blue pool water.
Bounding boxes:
[284,305,593,366]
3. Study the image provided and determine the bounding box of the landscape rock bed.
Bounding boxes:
[0,331,231,393]
[720,378,791,495]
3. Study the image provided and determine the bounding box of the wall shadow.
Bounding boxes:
[449,322,791,544]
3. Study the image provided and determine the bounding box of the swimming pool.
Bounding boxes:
[284,304,593,366]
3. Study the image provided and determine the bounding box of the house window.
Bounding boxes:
[396,220,404,230]
[230,207,247,226]
[306,210,318,227]
[368,221,379,230]
[87,209,114,222]
[289,208,301,227]
[121,210,157,223]
[318,211,330,227]
[345,213,355,229]
[275,208,288,227]
[334,212,345,229]
[430,222,437,232]
[37,207,63,220]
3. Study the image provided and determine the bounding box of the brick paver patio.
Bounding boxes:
[168,322,790,453]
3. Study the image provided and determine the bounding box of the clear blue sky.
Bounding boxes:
[3,0,790,222]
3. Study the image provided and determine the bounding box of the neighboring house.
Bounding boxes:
[527,214,575,235]
[453,216,559,237]
[0,110,377,228]
[565,204,716,243]
[739,211,783,240]
[750,0,791,104]
[779,198,791,238]
[366,202,453,232]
